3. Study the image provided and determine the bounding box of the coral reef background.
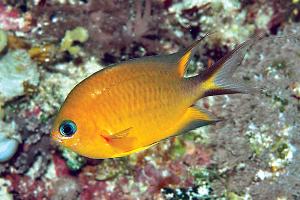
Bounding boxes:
[0,0,299,199]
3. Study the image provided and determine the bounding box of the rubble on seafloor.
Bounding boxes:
[0,0,299,199]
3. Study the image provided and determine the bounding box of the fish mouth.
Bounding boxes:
[51,134,62,143]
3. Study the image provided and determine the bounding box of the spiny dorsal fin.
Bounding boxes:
[176,33,209,77]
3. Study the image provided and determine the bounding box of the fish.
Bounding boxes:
[51,35,258,159]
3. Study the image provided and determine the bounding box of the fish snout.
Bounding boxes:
[51,132,63,144]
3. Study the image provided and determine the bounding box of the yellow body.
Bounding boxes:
[51,37,256,159]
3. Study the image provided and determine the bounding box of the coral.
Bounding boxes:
[50,177,80,200]
[13,136,52,176]
[31,0,179,64]
[159,22,300,199]
[0,3,32,32]
[0,57,102,177]
[0,1,299,199]
[169,0,256,46]
[0,178,13,200]
[162,185,215,200]
[203,23,300,198]
[0,49,39,102]
[245,124,273,156]
[6,174,49,199]
[95,158,128,181]
[6,34,30,50]
[52,154,72,177]
[28,43,56,64]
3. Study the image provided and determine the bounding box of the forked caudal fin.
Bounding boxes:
[199,35,263,97]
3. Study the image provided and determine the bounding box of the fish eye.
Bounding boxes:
[59,120,77,137]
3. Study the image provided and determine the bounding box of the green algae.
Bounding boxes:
[263,90,289,113]
[169,0,256,45]
[246,122,294,176]
[271,138,290,160]
[96,158,129,181]
[60,147,86,171]
[227,192,250,200]
[246,126,273,156]
[265,59,291,79]
[184,126,211,145]
[189,165,227,199]
[189,166,211,185]
[169,138,186,159]
[0,29,7,53]
[60,26,89,56]
[270,60,287,70]
[273,95,289,112]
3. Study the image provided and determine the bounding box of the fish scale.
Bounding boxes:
[99,67,189,142]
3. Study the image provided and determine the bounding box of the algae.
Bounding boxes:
[60,26,89,56]
[0,30,7,53]
[60,147,86,171]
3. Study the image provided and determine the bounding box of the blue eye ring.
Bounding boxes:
[59,120,77,137]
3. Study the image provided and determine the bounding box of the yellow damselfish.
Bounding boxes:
[51,36,257,159]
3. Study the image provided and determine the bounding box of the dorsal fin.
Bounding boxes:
[176,33,209,77]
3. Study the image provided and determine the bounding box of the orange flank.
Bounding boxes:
[51,35,258,159]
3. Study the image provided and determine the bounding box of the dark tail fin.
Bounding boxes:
[199,35,262,97]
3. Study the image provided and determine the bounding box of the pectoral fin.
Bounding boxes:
[101,128,137,152]
[101,127,132,140]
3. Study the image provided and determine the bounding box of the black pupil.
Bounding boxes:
[63,124,73,134]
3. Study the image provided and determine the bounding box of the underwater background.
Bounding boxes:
[0,0,299,199]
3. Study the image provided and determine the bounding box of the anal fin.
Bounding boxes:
[101,128,137,152]
[111,142,158,158]
[169,105,221,137]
